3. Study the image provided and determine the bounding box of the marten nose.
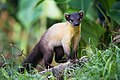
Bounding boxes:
[74,23,79,26]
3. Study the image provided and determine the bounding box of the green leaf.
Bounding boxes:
[42,0,62,19]
[68,0,93,14]
[81,18,106,46]
[86,2,98,21]
[109,2,120,25]
[17,0,62,28]
[17,0,42,28]
[35,0,44,8]
[103,56,112,76]
[54,0,71,3]
[98,0,116,11]
[67,0,98,21]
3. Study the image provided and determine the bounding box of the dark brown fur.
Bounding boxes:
[20,35,68,72]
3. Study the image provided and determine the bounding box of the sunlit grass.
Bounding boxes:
[0,44,120,80]
[65,44,120,80]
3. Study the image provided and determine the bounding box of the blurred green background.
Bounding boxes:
[0,0,120,64]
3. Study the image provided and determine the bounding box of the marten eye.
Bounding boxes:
[70,19,73,22]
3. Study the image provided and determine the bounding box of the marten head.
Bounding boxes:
[65,10,84,26]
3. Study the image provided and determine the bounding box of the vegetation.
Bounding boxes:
[65,44,120,80]
[0,43,120,80]
[0,0,120,80]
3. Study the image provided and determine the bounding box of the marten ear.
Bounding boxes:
[64,13,70,21]
[79,10,84,18]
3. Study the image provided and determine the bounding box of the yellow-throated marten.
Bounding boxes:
[20,10,84,72]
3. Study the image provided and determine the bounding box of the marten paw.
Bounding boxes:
[47,65,54,69]
[69,59,79,63]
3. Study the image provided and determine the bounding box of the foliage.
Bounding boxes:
[81,18,105,46]
[1,0,120,55]
[109,2,120,25]
[64,44,120,80]
[17,0,62,28]
[0,44,119,80]
[0,0,120,79]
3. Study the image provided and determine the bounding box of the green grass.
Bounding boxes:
[0,44,120,80]
[65,44,120,80]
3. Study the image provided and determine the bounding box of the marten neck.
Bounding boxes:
[66,21,81,33]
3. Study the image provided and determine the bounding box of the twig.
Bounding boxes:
[9,44,26,59]
[39,56,88,79]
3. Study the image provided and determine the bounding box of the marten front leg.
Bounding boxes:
[62,38,71,60]
[72,33,80,61]
[54,46,67,63]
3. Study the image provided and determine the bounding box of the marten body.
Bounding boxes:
[21,10,84,72]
